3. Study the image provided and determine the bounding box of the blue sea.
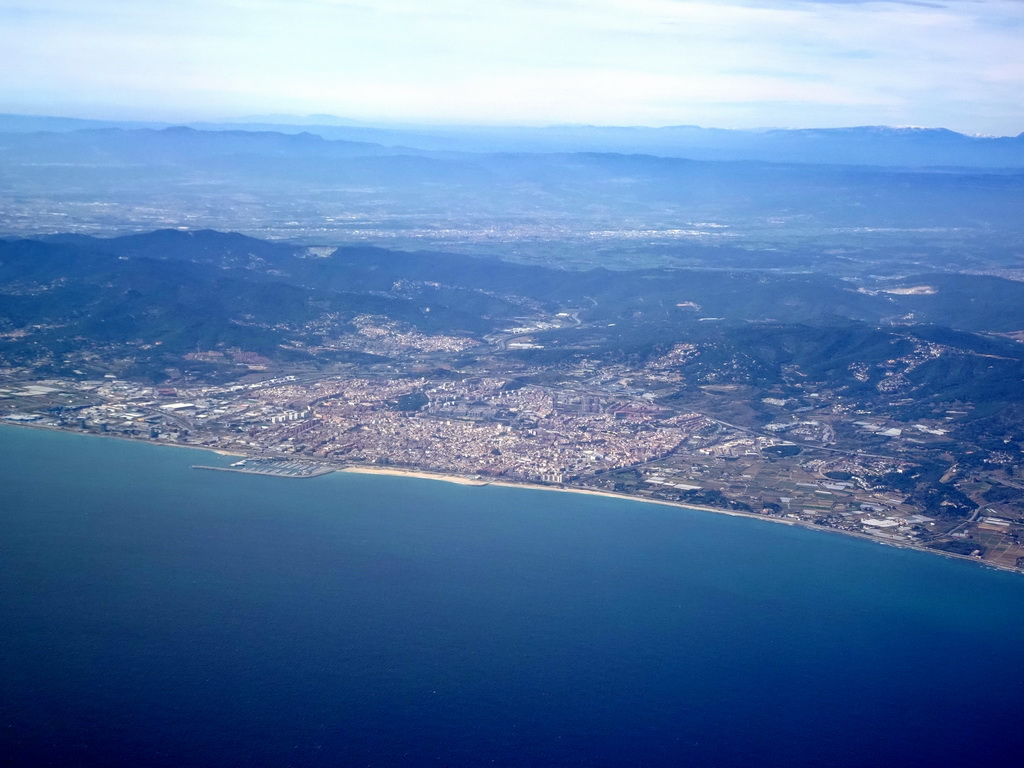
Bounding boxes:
[2,425,1022,767]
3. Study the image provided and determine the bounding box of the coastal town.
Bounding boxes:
[4,318,1023,572]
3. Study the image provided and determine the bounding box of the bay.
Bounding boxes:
[1,424,1022,767]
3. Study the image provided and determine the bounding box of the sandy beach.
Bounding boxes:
[340,464,799,524]
[340,466,490,486]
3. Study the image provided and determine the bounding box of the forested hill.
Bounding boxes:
[3,230,1024,415]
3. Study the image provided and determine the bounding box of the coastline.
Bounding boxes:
[337,463,1018,574]
[2,420,1019,575]
[0,419,249,459]
[340,466,790,521]
[340,466,491,486]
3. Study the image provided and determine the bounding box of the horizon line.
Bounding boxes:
[1,109,1020,140]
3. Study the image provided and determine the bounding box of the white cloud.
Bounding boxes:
[0,0,1021,132]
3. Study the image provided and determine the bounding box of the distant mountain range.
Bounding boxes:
[2,112,1023,168]
[3,123,1023,253]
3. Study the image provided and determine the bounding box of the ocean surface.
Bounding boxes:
[2,425,1022,767]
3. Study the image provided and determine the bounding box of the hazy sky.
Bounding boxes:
[2,0,1022,133]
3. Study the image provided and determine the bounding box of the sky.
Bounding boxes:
[1,0,1022,134]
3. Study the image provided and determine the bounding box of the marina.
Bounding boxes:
[192,457,334,478]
